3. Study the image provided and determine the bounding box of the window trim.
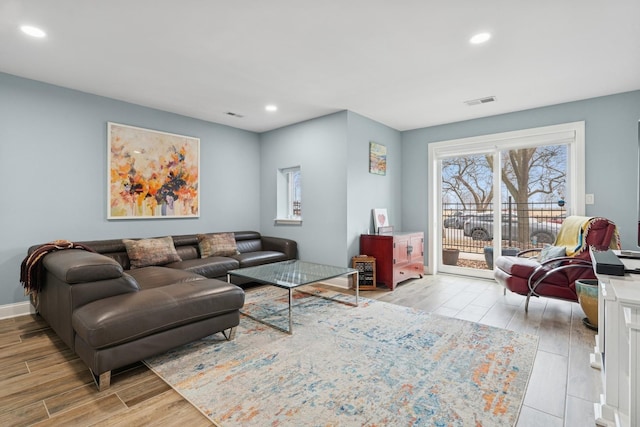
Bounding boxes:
[275,166,302,225]
[427,121,585,276]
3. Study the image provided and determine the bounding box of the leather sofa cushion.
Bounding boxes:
[69,275,141,308]
[236,238,262,254]
[233,231,262,241]
[72,279,245,349]
[166,257,240,278]
[43,250,124,284]
[127,266,205,290]
[234,251,289,268]
[103,251,131,270]
[175,245,198,261]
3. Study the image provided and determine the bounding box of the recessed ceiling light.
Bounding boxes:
[470,32,491,44]
[265,105,278,112]
[20,25,47,38]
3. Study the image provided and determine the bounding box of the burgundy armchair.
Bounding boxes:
[494,216,620,311]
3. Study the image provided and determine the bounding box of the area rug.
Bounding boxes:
[145,285,538,426]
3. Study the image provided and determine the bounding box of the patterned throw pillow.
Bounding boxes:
[123,236,182,269]
[198,232,240,258]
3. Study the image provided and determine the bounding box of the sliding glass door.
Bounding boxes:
[428,122,584,278]
[441,152,495,273]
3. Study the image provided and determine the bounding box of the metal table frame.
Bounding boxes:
[227,260,359,334]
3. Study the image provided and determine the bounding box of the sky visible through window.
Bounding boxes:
[442,144,567,207]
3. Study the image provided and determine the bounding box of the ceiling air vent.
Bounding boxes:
[225,111,244,118]
[464,96,497,106]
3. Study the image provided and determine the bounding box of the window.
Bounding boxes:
[276,166,302,224]
[429,121,585,277]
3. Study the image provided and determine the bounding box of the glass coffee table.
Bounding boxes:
[227,260,359,334]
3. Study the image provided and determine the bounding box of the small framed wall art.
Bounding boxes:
[372,208,390,233]
[369,141,387,175]
[108,122,200,219]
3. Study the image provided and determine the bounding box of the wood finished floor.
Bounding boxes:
[0,315,213,426]
[0,274,598,426]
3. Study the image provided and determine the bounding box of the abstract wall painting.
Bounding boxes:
[108,122,200,219]
[369,141,387,175]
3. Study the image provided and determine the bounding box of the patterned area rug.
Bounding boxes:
[145,285,538,426]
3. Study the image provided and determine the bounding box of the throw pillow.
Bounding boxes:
[198,232,240,258]
[539,244,566,263]
[123,236,182,269]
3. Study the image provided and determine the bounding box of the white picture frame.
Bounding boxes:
[372,208,390,233]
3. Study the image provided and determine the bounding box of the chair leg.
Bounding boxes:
[503,288,506,296]
[525,294,531,313]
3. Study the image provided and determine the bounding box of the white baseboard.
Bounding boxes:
[0,301,35,320]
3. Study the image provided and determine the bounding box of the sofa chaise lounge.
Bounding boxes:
[26,231,297,390]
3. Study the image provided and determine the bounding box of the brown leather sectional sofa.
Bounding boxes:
[30,231,297,390]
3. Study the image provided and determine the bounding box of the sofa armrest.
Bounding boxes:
[36,251,140,351]
[43,250,124,284]
[261,236,298,259]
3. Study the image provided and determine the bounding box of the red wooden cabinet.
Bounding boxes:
[359,232,424,290]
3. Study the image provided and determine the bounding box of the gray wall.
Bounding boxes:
[346,111,402,261]
[2,70,638,309]
[402,90,640,258]
[0,72,262,307]
[259,112,349,266]
[259,111,402,267]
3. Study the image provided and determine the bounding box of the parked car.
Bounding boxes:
[462,213,560,243]
[443,211,477,229]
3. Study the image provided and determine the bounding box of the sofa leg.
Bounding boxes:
[93,370,111,391]
[223,326,237,341]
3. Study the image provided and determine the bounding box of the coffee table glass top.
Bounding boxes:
[228,260,357,289]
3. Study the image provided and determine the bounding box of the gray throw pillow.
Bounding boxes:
[539,245,566,264]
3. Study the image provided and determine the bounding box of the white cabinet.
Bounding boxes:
[592,256,640,427]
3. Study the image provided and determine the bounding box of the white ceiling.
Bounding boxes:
[1,1,639,133]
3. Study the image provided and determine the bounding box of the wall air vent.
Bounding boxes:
[225,111,244,118]
[464,96,497,106]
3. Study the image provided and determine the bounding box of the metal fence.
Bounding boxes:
[442,199,566,254]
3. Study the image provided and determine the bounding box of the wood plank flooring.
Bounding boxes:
[0,274,599,426]
[0,315,213,426]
